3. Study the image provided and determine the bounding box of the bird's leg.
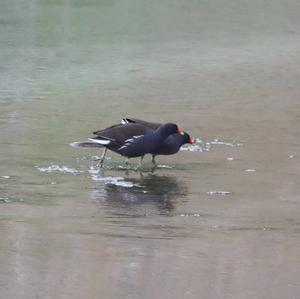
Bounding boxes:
[151,155,157,167]
[95,147,107,168]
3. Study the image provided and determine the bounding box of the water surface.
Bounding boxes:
[1,1,300,298]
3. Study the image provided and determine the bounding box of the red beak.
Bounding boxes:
[189,138,194,144]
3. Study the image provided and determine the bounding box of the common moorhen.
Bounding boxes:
[87,122,180,166]
[71,118,193,166]
[122,118,193,165]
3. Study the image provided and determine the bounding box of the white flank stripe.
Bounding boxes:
[125,138,133,143]
[88,138,110,145]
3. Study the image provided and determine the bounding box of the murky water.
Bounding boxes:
[1,0,300,298]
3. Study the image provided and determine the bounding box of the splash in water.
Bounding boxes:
[181,137,242,152]
[37,165,81,174]
[90,175,140,188]
[210,138,243,147]
[207,191,233,196]
[181,138,211,152]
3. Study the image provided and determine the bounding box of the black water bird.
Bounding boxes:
[71,118,193,167]
[88,122,180,166]
[122,117,193,164]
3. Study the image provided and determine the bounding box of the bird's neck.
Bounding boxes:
[154,127,170,141]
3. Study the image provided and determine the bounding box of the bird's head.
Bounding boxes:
[178,130,193,144]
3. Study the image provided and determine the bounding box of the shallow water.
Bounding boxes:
[1,0,300,298]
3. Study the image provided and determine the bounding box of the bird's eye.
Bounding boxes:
[180,131,185,135]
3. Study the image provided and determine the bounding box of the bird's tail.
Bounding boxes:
[70,141,104,148]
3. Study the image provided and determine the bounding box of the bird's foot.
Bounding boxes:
[151,156,157,168]
[93,148,107,168]
[97,159,105,169]
[92,157,104,168]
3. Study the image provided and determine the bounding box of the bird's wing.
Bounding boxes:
[91,123,152,146]
[121,117,161,130]
[93,123,123,135]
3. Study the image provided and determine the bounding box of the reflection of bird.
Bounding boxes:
[71,118,193,167]
[90,174,188,214]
